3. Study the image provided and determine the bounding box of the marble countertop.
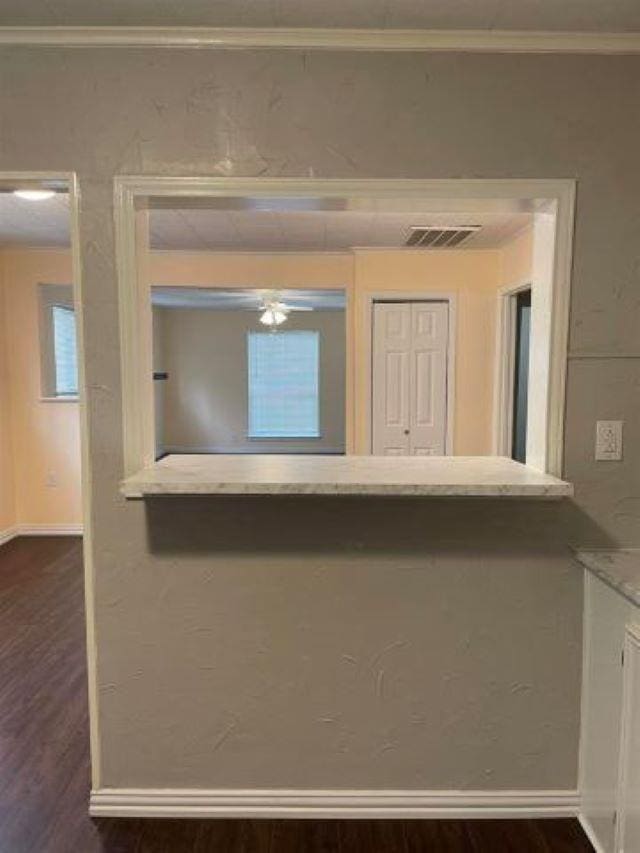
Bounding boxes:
[121,454,573,499]
[575,549,640,607]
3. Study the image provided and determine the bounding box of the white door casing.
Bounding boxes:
[372,301,449,456]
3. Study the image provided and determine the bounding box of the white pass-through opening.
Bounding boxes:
[372,301,449,456]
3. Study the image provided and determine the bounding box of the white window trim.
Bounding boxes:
[114,177,575,478]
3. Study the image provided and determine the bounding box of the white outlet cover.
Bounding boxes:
[595,420,623,461]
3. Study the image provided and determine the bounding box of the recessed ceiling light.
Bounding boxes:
[13,189,56,201]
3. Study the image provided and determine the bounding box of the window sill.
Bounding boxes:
[39,396,79,403]
[121,454,572,499]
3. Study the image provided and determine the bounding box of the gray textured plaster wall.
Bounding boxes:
[1,48,639,789]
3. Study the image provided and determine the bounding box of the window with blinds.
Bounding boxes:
[248,331,320,438]
[52,305,78,396]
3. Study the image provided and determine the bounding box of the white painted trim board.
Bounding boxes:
[0,525,83,546]
[115,176,574,479]
[0,526,18,547]
[578,814,606,853]
[1,27,640,54]
[90,787,580,819]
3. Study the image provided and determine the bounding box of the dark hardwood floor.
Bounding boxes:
[0,536,593,852]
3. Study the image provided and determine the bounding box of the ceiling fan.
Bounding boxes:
[259,289,313,327]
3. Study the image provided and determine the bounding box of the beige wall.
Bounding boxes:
[0,257,16,533]
[0,250,81,529]
[157,307,346,454]
[2,48,639,795]
[0,244,510,531]
[150,250,354,290]
[151,248,505,456]
[501,227,533,287]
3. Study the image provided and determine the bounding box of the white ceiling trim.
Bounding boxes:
[1,27,640,53]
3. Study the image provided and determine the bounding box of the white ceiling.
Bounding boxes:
[2,0,639,31]
[0,193,71,249]
[149,208,531,252]
[0,193,531,252]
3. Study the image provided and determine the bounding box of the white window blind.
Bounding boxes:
[248,331,319,438]
[52,305,78,396]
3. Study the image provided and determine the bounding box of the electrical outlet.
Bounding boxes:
[45,472,58,488]
[595,420,623,461]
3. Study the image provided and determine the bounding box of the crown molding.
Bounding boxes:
[1,27,640,53]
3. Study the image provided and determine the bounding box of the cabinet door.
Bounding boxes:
[616,625,640,853]
[580,574,630,853]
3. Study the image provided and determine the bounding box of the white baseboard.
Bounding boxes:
[577,814,605,853]
[16,524,83,536]
[90,788,580,819]
[0,524,83,545]
[0,526,18,547]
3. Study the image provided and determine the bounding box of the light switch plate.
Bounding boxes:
[595,420,623,461]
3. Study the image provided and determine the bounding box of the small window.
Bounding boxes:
[248,331,319,438]
[39,284,78,399]
[52,306,78,396]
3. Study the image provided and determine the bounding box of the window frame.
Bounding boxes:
[114,177,575,480]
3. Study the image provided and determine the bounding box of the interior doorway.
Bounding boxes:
[511,288,532,463]
[372,299,451,456]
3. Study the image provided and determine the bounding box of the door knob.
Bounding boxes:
[403,429,410,435]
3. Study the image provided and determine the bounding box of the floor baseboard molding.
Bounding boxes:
[0,526,18,547]
[1,524,83,545]
[90,788,580,819]
[16,524,83,536]
[577,814,605,853]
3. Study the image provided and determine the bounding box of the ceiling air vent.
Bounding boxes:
[405,225,481,249]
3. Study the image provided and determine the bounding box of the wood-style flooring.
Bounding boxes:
[0,536,593,852]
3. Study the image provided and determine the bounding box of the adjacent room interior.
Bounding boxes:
[143,193,544,467]
[0,182,82,542]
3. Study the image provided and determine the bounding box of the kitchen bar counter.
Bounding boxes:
[122,454,573,499]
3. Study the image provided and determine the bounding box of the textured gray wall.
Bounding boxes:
[157,307,346,454]
[1,48,639,790]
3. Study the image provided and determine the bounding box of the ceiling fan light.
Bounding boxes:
[13,189,56,201]
[260,308,275,325]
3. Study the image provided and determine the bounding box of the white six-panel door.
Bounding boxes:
[372,301,449,456]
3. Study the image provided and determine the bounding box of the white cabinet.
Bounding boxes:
[617,627,640,853]
[581,572,640,852]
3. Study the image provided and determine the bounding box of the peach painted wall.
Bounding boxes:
[1,249,82,528]
[150,249,506,456]
[149,251,354,290]
[352,249,503,455]
[501,227,533,286]
[0,257,16,534]
[0,244,522,532]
